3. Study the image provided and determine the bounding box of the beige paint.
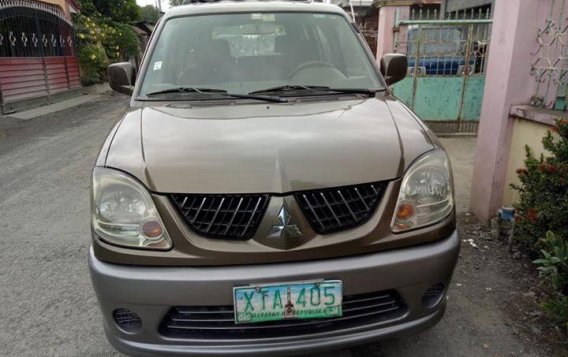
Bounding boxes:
[503,118,552,206]
[39,0,71,19]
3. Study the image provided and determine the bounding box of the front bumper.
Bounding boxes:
[89,230,460,357]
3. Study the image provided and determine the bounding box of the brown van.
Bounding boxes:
[89,1,459,356]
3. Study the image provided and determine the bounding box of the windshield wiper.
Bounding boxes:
[249,85,330,94]
[249,85,384,97]
[146,87,288,103]
[147,87,228,96]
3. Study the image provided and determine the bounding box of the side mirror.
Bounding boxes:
[108,62,136,96]
[380,54,408,86]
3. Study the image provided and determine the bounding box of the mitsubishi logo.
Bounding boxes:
[267,206,303,239]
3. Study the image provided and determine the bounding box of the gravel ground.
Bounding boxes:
[0,95,565,357]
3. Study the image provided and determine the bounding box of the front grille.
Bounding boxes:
[160,290,405,339]
[171,194,270,240]
[295,182,387,234]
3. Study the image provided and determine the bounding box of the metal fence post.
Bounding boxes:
[411,26,421,110]
[457,23,474,131]
[33,8,51,103]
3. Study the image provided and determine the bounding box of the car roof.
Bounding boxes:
[163,1,348,19]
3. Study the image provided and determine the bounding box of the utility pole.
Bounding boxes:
[348,0,356,21]
[156,0,162,12]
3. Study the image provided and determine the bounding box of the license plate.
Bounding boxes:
[233,280,342,324]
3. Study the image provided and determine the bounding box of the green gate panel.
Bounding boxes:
[413,77,463,120]
[391,77,414,107]
[393,76,485,121]
[461,76,485,120]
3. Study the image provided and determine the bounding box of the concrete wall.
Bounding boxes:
[502,118,552,206]
[39,0,72,19]
[470,0,550,222]
[376,6,410,60]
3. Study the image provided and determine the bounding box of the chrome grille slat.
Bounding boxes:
[171,317,235,323]
[343,300,398,313]
[171,194,270,240]
[241,197,262,236]
[354,188,369,210]
[166,307,399,331]
[160,290,405,339]
[342,294,393,306]
[301,194,324,229]
[295,182,387,234]
[175,309,233,315]
[206,197,225,233]
[337,190,358,221]
[223,197,243,235]
[320,192,341,225]
[191,197,207,224]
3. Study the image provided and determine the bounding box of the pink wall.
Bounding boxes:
[376,6,410,60]
[470,0,549,222]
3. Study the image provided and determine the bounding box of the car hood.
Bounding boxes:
[105,97,435,194]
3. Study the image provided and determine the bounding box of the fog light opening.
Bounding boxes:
[113,308,142,333]
[422,283,445,309]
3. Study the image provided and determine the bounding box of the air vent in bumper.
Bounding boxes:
[170,194,270,240]
[159,290,405,339]
[295,182,387,234]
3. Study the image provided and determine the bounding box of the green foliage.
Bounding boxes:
[534,231,568,293]
[78,44,108,85]
[74,0,141,85]
[514,119,568,330]
[92,0,140,23]
[76,0,97,15]
[512,119,568,254]
[542,295,568,330]
[536,232,568,328]
[140,5,161,23]
[74,1,140,85]
[103,22,139,61]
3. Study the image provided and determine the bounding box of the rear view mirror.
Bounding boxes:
[380,54,408,86]
[108,62,136,96]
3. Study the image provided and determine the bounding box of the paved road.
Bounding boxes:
[0,95,548,356]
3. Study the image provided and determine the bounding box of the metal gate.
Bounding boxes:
[0,1,80,114]
[392,8,492,133]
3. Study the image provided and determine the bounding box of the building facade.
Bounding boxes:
[471,0,568,221]
[0,0,81,114]
[442,0,494,14]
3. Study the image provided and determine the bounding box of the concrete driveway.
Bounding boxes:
[0,95,553,356]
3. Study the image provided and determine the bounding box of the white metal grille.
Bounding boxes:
[532,0,568,110]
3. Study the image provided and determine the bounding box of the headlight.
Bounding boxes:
[391,150,454,232]
[91,167,172,250]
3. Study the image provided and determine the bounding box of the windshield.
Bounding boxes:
[139,12,382,97]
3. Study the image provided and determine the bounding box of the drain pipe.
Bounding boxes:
[495,207,515,252]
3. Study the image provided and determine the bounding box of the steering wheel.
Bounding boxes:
[288,61,337,79]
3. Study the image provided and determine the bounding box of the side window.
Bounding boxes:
[140,19,200,92]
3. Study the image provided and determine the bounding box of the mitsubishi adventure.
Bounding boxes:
[89,1,459,356]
